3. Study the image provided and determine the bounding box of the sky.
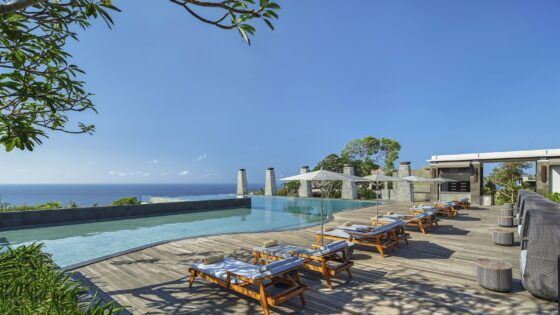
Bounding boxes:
[1,0,560,184]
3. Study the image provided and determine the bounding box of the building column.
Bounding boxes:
[265,168,277,196]
[236,169,248,195]
[396,162,412,202]
[341,165,357,200]
[429,165,439,202]
[536,159,550,196]
[298,166,313,197]
[470,162,482,205]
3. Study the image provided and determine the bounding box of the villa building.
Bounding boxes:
[428,148,560,204]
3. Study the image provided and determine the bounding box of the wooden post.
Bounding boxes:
[476,259,512,292]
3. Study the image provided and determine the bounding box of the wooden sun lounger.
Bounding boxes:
[433,202,459,217]
[252,240,353,289]
[317,222,406,257]
[189,257,306,315]
[371,213,434,234]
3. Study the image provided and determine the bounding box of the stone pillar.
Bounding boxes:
[536,159,550,196]
[298,166,313,198]
[470,162,482,205]
[396,162,412,202]
[236,169,248,195]
[341,165,357,200]
[265,168,277,196]
[429,165,439,202]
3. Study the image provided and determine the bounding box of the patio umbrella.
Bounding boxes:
[432,177,458,201]
[362,174,405,224]
[280,169,368,245]
[401,175,435,207]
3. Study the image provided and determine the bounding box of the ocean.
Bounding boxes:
[0,183,264,207]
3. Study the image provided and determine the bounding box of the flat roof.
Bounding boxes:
[429,148,560,163]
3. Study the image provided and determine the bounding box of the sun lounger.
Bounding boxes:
[252,240,353,288]
[316,221,405,257]
[430,202,458,217]
[189,256,306,315]
[371,212,435,234]
[453,198,471,209]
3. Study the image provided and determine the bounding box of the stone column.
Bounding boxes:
[341,165,357,200]
[236,169,248,195]
[470,162,482,205]
[396,162,412,202]
[265,168,277,196]
[429,165,439,202]
[298,166,313,197]
[536,160,550,196]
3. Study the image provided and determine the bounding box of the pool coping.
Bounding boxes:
[63,199,392,271]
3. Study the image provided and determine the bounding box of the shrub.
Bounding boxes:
[0,244,123,314]
[111,197,141,206]
[545,192,560,203]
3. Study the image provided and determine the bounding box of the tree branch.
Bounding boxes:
[0,0,45,15]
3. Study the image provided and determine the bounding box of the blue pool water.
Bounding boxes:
[0,196,377,268]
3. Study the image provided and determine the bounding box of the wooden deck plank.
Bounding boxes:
[74,202,558,314]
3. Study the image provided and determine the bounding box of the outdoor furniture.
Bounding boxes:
[409,206,441,227]
[371,212,433,234]
[317,221,405,257]
[500,208,514,217]
[252,240,353,289]
[498,216,514,227]
[520,207,560,301]
[492,229,514,246]
[433,201,459,217]
[189,256,306,315]
[476,258,512,292]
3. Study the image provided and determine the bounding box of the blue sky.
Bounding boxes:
[1,0,560,184]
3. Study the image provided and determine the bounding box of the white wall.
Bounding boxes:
[551,166,560,193]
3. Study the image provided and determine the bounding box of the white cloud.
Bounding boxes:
[118,172,127,176]
[108,171,116,175]
[141,172,150,177]
[149,159,158,164]
[178,170,189,176]
[195,154,207,161]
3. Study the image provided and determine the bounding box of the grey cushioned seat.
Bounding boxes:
[253,240,348,259]
[191,257,302,285]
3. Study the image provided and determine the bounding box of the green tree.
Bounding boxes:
[339,136,401,176]
[488,162,531,205]
[0,0,280,151]
[111,196,140,206]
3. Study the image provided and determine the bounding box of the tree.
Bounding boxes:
[340,136,401,176]
[488,162,531,205]
[0,0,280,151]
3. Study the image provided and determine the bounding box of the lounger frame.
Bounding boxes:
[252,245,353,289]
[316,229,400,258]
[188,263,306,315]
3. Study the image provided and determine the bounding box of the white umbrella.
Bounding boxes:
[280,169,368,245]
[401,175,435,207]
[362,174,405,224]
[432,177,458,201]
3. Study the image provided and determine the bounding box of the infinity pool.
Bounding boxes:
[0,196,377,268]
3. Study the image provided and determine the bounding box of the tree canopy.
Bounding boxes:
[0,0,279,151]
[314,136,401,177]
[488,162,531,205]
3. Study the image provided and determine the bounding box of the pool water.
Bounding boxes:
[0,196,377,268]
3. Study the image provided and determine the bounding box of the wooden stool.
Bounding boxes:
[498,216,514,227]
[492,229,514,246]
[476,259,512,292]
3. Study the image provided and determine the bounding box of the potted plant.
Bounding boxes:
[482,181,496,206]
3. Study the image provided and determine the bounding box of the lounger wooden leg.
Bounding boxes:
[252,252,260,264]
[346,268,353,279]
[259,284,270,315]
[375,239,385,258]
[188,270,196,288]
[321,263,333,289]
[419,222,426,234]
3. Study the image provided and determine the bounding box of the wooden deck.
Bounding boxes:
[74,202,558,314]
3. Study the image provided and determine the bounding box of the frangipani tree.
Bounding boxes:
[0,0,279,151]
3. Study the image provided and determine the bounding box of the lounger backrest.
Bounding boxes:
[312,240,348,256]
[253,257,302,279]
